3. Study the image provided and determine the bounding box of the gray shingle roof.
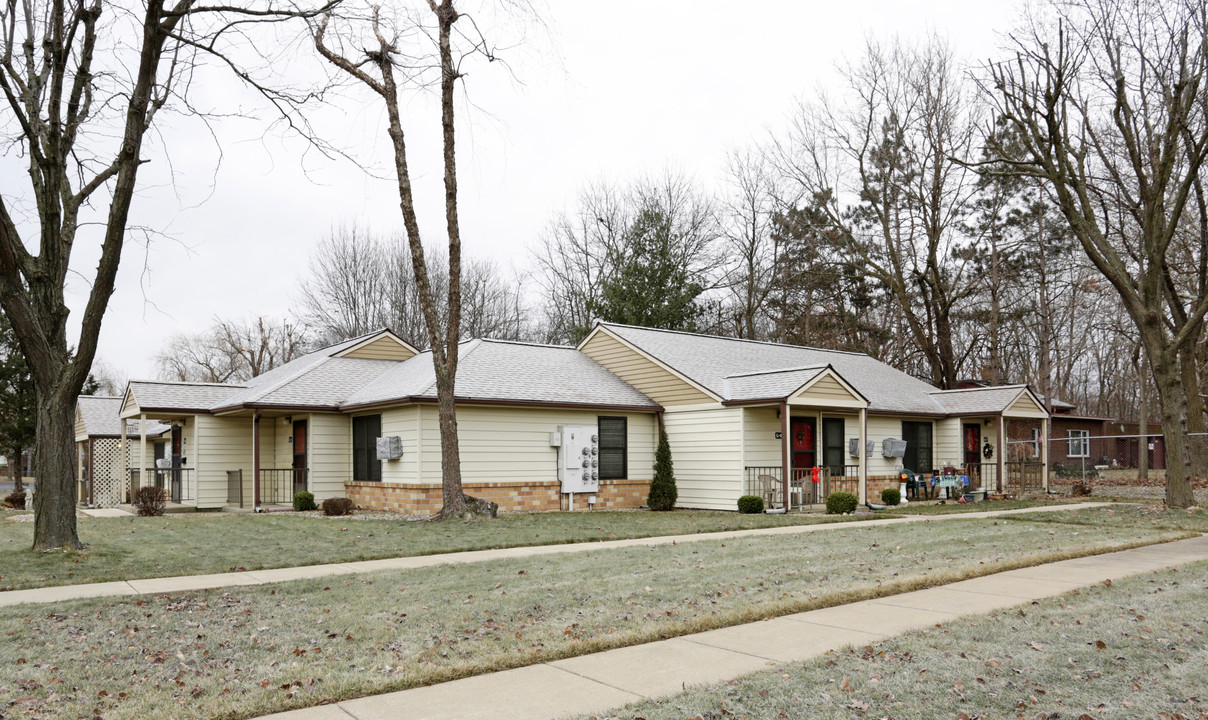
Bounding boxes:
[930,385,1030,415]
[343,339,660,409]
[78,396,170,436]
[723,366,829,402]
[125,381,245,413]
[599,324,948,414]
[213,357,399,410]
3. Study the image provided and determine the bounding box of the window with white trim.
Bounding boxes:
[1067,429,1090,458]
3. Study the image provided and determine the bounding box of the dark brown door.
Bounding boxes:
[292,420,308,495]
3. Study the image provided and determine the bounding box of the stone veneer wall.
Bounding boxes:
[346,478,651,515]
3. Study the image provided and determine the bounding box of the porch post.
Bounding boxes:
[119,418,127,500]
[87,439,95,506]
[1041,415,1050,492]
[780,400,790,510]
[996,412,1006,494]
[252,410,262,509]
[858,407,868,505]
[138,414,147,490]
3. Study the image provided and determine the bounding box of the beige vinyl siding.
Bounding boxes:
[194,415,252,509]
[791,373,866,409]
[338,336,415,361]
[934,418,964,469]
[120,390,140,417]
[308,413,351,501]
[453,406,656,484]
[1007,392,1048,418]
[742,406,781,468]
[380,405,420,484]
[74,407,87,442]
[580,331,714,406]
[663,408,743,510]
[863,415,929,476]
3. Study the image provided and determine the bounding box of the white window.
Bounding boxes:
[1068,430,1090,458]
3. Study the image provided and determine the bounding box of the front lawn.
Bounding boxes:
[889,497,1099,515]
[1009,502,1208,533]
[588,559,1208,720]
[0,518,1185,720]
[0,509,895,591]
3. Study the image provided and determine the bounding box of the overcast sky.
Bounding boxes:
[52,0,1020,382]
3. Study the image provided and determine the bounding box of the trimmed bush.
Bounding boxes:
[132,486,168,517]
[825,491,858,515]
[321,497,354,517]
[646,428,678,511]
[293,491,317,512]
[2,490,26,509]
[881,487,901,506]
[737,495,764,514]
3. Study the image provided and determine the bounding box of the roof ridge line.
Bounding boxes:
[929,384,1027,395]
[416,339,484,397]
[600,322,870,357]
[725,363,829,379]
[129,379,246,388]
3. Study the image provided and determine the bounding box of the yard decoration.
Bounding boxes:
[647,428,678,511]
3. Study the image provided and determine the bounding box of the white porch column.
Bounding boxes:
[858,407,868,504]
[138,414,148,490]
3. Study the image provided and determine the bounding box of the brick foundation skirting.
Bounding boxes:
[346,478,652,515]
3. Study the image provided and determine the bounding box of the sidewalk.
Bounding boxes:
[258,533,1208,720]
[0,501,1112,608]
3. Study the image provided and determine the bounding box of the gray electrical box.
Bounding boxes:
[376,435,403,461]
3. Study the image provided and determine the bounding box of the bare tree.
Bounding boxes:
[775,34,985,388]
[532,171,721,343]
[299,225,533,347]
[314,0,521,518]
[0,0,333,549]
[984,0,1208,507]
[156,317,310,383]
[716,150,782,340]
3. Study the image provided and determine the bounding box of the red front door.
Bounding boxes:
[963,424,980,466]
[791,418,816,471]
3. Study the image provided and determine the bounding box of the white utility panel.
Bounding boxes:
[556,424,599,494]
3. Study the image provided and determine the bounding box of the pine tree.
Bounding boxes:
[646,428,677,511]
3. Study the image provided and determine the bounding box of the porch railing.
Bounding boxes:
[128,468,195,503]
[963,463,999,492]
[1005,461,1046,493]
[258,468,308,505]
[744,466,852,510]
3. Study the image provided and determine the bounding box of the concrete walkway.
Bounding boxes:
[0,502,1113,608]
[257,533,1208,720]
[81,507,132,518]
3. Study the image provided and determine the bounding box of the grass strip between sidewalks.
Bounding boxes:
[0,517,1189,720]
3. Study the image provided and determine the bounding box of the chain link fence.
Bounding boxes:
[1043,432,1208,488]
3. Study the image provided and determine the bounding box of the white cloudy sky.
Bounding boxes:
[45,0,1020,381]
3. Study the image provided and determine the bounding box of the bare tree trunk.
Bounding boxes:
[31,383,79,547]
[8,449,23,493]
[1152,349,1195,508]
[1138,353,1150,482]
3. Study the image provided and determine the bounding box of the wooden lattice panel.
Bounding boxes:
[90,438,126,507]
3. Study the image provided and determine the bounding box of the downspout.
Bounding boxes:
[253,410,262,510]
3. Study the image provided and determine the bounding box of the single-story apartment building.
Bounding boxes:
[86,323,1051,513]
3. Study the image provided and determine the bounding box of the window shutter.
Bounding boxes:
[597,416,627,480]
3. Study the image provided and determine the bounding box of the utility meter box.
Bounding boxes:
[557,425,599,494]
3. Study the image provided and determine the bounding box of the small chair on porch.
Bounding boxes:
[757,474,780,510]
[901,469,932,501]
